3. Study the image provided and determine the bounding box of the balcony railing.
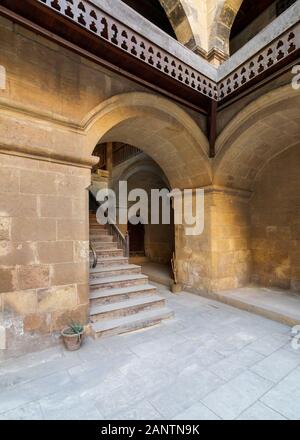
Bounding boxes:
[218,24,299,100]
[38,0,218,100]
[1,0,299,105]
[113,144,142,167]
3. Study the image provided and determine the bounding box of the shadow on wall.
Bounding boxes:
[250,144,300,292]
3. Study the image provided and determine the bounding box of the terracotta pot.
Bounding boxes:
[170,282,182,294]
[61,328,84,351]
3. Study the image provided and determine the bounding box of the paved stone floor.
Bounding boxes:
[0,284,299,420]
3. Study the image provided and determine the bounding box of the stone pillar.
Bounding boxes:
[0,153,91,357]
[175,189,212,292]
[175,187,252,294]
[209,188,252,291]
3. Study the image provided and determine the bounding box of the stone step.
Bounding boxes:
[90,294,165,322]
[89,221,107,227]
[91,307,174,338]
[95,256,129,267]
[91,235,114,242]
[90,228,107,234]
[93,249,124,258]
[89,273,148,290]
[92,242,118,250]
[90,283,157,306]
[89,264,141,279]
[90,231,108,237]
[90,233,109,240]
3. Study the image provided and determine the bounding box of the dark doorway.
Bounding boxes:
[128,221,145,256]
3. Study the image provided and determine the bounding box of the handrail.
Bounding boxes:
[89,190,130,258]
[89,241,97,269]
[108,222,130,258]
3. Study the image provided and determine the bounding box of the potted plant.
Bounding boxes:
[171,252,182,293]
[61,321,85,351]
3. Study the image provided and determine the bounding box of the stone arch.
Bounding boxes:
[116,156,176,264]
[115,159,171,191]
[84,92,211,189]
[158,0,204,54]
[213,85,300,191]
[208,0,244,61]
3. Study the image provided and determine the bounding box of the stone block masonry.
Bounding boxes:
[0,153,91,357]
[251,145,300,291]
[0,11,299,358]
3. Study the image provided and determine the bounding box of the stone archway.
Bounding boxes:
[211,85,300,291]
[84,92,211,189]
[115,155,175,265]
[84,91,211,291]
[208,0,244,62]
[214,85,300,191]
[158,1,245,62]
[158,0,205,55]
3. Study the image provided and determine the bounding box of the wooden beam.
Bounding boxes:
[208,100,217,158]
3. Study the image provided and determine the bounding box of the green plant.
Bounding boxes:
[66,321,84,335]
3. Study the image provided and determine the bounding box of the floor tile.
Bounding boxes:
[172,402,220,420]
[260,367,300,420]
[237,401,287,420]
[201,371,274,420]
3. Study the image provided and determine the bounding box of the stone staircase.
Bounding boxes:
[89,212,173,338]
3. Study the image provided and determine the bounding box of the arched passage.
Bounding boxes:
[212,85,300,292]
[115,155,175,265]
[84,92,211,189]
[86,92,211,291]
[214,85,300,191]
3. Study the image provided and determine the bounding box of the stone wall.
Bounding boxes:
[0,16,146,129]
[1,11,299,357]
[176,188,252,293]
[0,154,90,356]
[250,144,300,292]
[210,189,252,291]
[176,192,212,292]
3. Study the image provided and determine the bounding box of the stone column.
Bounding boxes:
[175,186,252,294]
[209,188,252,291]
[0,152,92,357]
[175,189,212,293]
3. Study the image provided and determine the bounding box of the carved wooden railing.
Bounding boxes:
[218,24,300,100]
[113,144,142,167]
[37,0,218,100]
[31,1,300,102]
